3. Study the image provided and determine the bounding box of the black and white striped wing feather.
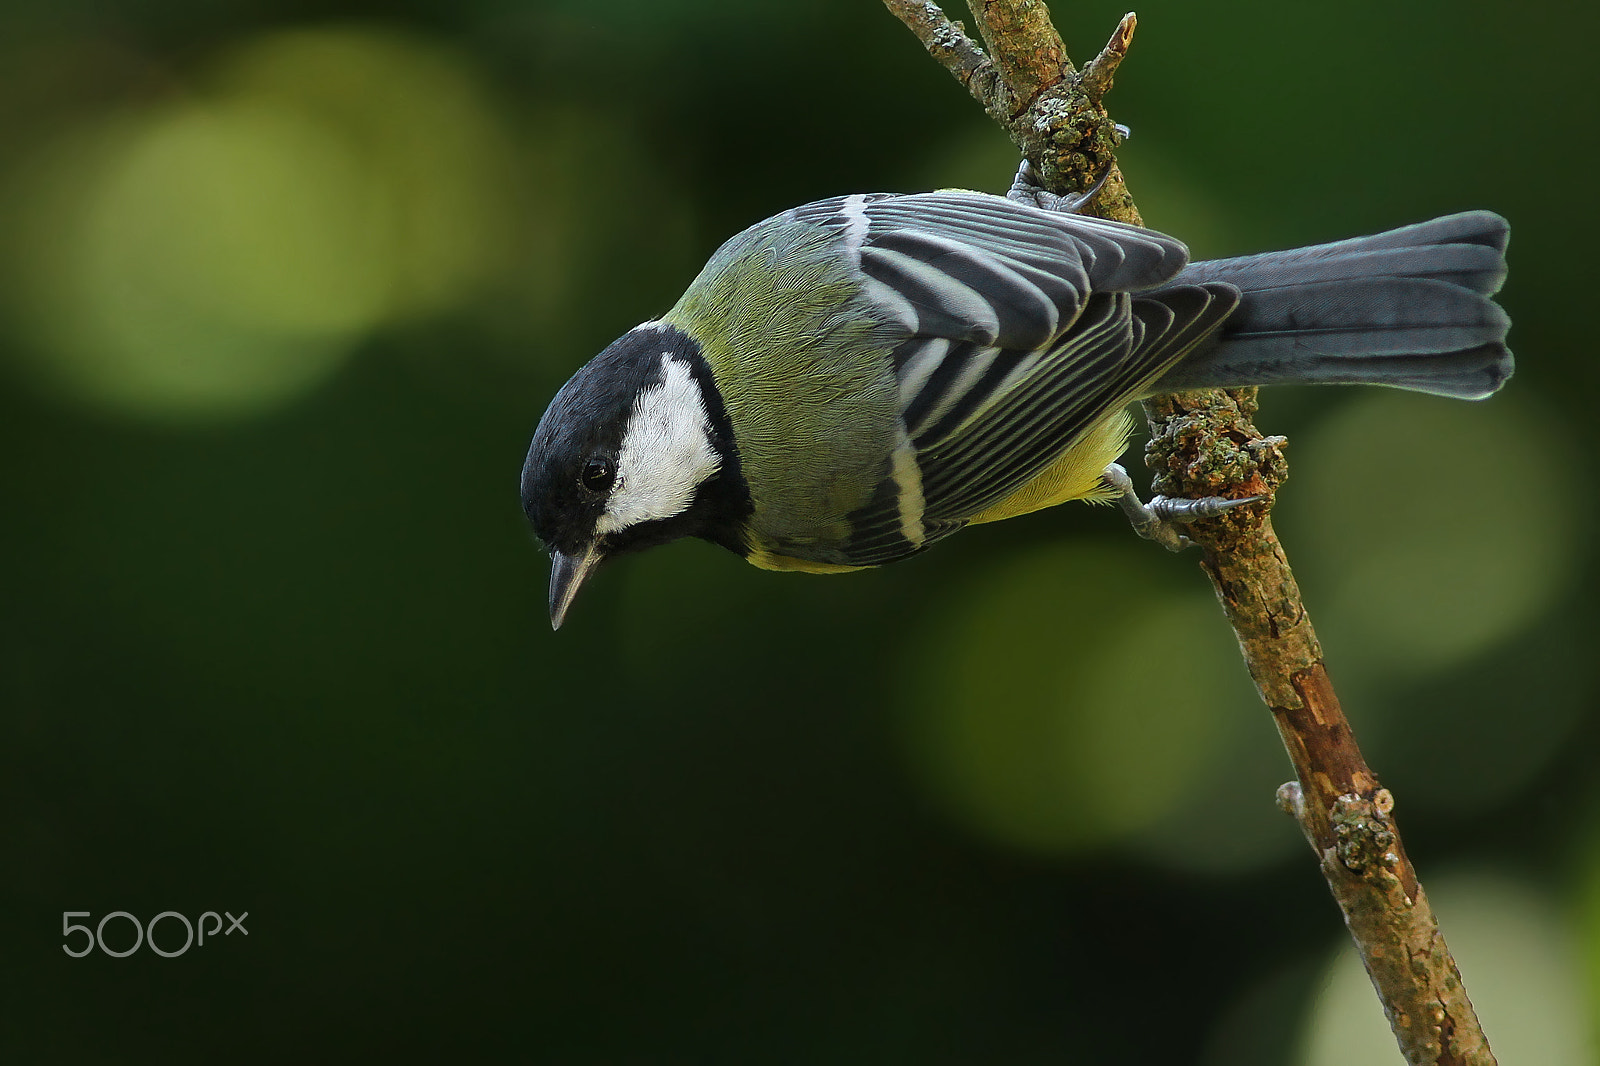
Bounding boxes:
[788,191,1238,565]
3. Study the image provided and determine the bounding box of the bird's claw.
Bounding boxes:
[1005,128,1127,215]
[1101,463,1261,552]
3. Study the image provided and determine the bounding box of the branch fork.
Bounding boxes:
[884,2,1138,215]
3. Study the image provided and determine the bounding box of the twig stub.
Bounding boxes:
[1081,12,1137,105]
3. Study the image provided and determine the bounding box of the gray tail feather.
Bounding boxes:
[1149,211,1513,399]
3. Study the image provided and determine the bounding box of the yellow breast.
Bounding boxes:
[965,408,1133,524]
[743,548,867,573]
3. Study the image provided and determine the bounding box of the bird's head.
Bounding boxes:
[521,323,743,628]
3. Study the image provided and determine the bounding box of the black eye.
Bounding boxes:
[580,455,616,493]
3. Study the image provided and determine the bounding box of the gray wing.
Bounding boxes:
[786,191,1238,565]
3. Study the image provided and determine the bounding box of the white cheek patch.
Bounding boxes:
[595,354,721,536]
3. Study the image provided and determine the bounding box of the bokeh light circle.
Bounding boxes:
[898,541,1264,856]
[1282,391,1581,678]
[0,26,517,422]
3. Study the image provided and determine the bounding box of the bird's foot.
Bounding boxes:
[1101,463,1260,552]
[1005,129,1129,215]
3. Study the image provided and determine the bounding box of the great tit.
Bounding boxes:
[521,183,1511,628]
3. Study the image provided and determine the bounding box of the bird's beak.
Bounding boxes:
[548,543,603,630]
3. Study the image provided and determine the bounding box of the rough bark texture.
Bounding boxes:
[883,4,1496,1063]
[1151,388,1490,1065]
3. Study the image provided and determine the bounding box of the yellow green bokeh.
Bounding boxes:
[1580,806,1600,1055]
[213,27,519,320]
[898,541,1263,855]
[1282,391,1582,679]
[0,26,516,421]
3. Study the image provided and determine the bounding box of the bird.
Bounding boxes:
[520,169,1511,629]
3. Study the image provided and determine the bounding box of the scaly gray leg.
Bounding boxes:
[1101,463,1261,552]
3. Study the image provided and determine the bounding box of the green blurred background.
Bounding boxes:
[3,0,1596,1061]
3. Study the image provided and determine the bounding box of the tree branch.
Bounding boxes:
[1148,388,1493,1064]
[883,4,1495,1063]
[880,1,1000,111]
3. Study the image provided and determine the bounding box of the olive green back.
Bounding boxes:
[663,217,900,561]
